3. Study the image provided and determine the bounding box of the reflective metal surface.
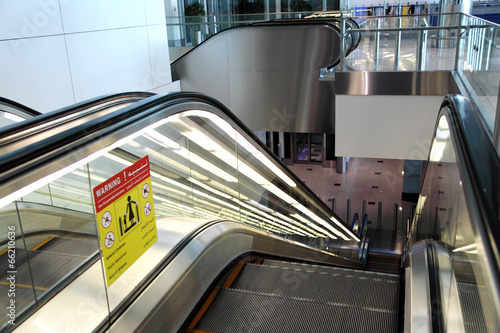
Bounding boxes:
[108,219,360,333]
[0,92,153,147]
[0,92,362,331]
[409,95,500,331]
[171,24,340,133]
[434,242,466,333]
[405,240,432,333]
[332,71,460,95]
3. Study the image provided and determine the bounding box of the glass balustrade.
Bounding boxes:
[0,96,363,331]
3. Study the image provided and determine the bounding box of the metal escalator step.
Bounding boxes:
[27,251,86,289]
[234,264,399,311]
[195,288,398,333]
[262,259,399,279]
[457,282,496,332]
[33,237,99,258]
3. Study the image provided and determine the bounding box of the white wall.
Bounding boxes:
[336,95,443,160]
[0,0,179,113]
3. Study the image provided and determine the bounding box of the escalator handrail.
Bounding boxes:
[0,91,353,240]
[436,95,500,312]
[0,91,154,145]
[255,17,362,58]
[170,21,350,70]
[0,96,41,118]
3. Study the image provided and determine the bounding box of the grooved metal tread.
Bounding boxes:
[457,282,496,333]
[36,237,98,257]
[0,237,98,288]
[263,259,398,279]
[232,263,399,311]
[196,288,399,333]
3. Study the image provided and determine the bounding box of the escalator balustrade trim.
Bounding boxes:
[31,236,55,251]
[187,262,246,333]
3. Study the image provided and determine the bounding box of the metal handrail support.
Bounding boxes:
[455,13,464,71]
[374,18,381,70]
[395,17,402,70]
[351,212,359,232]
[416,17,428,71]
[360,213,368,236]
[340,18,346,70]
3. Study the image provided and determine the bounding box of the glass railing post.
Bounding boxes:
[416,29,427,71]
[454,13,463,71]
[374,19,381,70]
[395,17,402,70]
[340,18,346,71]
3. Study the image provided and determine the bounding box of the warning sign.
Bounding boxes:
[93,155,157,286]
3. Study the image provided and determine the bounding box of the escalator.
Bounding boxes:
[0,92,361,332]
[0,92,498,332]
[0,97,40,128]
[170,20,362,134]
[186,258,400,332]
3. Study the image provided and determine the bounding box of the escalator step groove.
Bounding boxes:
[33,237,98,257]
[231,264,399,311]
[457,282,495,332]
[262,259,399,279]
[195,288,398,333]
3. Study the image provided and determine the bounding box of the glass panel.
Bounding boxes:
[0,105,364,329]
[0,165,107,331]
[296,133,309,162]
[411,113,497,331]
[182,111,241,221]
[458,16,499,137]
[19,184,53,206]
[16,164,100,299]
[0,203,36,331]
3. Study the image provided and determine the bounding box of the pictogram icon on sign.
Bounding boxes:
[102,211,112,228]
[142,183,150,198]
[144,201,152,216]
[105,231,115,249]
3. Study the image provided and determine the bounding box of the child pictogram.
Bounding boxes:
[119,195,140,236]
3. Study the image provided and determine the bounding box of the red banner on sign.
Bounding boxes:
[93,156,150,213]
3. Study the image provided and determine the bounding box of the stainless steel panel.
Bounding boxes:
[434,242,466,333]
[333,71,460,96]
[108,220,360,333]
[172,24,340,133]
[405,240,432,333]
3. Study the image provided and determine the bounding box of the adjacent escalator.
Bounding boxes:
[0,92,359,332]
[0,97,40,128]
[170,20,361,134]
[1,92,498,332]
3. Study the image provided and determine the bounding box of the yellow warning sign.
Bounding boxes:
[93,156,157,286]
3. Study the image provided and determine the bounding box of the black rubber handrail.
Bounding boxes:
[171,20,360,69]
[0,96,41,117]
[0,92,154,143]
[0,91,352,240]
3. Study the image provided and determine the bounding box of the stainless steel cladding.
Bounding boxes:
[171,23,346,133]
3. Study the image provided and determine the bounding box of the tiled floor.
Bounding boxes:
[288,158,414,233]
